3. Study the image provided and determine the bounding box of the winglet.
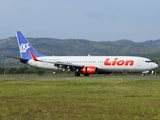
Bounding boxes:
[29,51,39,61]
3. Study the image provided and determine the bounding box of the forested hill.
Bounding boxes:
[0,37,160,64]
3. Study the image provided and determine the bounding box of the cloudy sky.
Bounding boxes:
[0,0,160,42]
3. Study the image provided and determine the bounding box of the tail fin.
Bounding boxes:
[16,31,45,60]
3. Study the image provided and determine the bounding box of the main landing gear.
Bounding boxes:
[75,72,80,76]
[75,72,89,76]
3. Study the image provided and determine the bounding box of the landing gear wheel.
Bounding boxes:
[84,74,89,76]
[142,73,145,76]
[75,72,80,76]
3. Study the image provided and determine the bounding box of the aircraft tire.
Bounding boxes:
[75,72,80,76]
[142,73,145,76]
[84,74,89,76]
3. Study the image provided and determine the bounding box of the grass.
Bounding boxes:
[0,77,160,119]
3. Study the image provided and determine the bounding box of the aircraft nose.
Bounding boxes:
[153,63,158,69]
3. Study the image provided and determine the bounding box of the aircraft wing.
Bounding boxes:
[54,62,84,70]
[29,51,84,70]
[37,60,84,71]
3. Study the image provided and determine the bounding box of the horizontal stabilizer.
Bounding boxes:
[2,55,28,64]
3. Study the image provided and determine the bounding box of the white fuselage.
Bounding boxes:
[27,56,158,73]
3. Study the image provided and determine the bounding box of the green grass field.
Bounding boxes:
[0,77,160,120]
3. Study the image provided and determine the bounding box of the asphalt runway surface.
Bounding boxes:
[0,75,160,80]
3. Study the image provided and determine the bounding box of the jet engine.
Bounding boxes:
[80,66,97,74]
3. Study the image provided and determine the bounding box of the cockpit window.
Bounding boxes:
[145,60,152,63]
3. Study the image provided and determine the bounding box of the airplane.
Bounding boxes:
[4,31,159,76]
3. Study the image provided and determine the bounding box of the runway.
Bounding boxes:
[0,75,160,80]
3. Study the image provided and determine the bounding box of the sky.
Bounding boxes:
[0,0,160,42]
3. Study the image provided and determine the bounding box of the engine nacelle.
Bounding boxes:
[80,66,97,74]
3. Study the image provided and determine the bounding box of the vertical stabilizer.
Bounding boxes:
[16,31,45,60]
